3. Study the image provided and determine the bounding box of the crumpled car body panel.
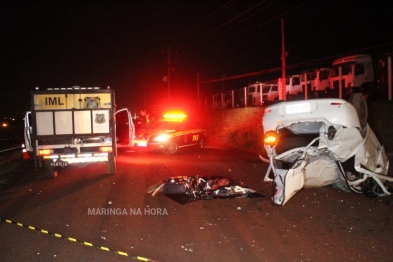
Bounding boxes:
[263,99,392,206]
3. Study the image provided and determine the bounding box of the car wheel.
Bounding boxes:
[167,140,179,155]
[349,93,368,128]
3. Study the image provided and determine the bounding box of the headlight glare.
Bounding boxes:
[153,134,169,142]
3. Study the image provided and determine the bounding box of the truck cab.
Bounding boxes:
[330,54,374,98]
[247,81,265,106]
[24,86,135,178]
[301,68,331,98]
[278,75,302,96]
[262,83,279,102]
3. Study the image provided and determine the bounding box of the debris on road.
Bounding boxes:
[148,175,264,204]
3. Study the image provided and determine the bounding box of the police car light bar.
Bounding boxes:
[162,110,188,122]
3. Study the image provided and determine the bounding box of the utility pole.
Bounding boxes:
[280,18,287,101]
[162,46,176,99]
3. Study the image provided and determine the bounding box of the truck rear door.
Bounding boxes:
[24,111,33,151]
[115,108,135,147]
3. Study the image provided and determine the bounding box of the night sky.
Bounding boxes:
[1,0,393,115]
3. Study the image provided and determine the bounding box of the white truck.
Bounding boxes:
[300,68,331,97]
[24,86,135,178]
[330,54,374,98]
[262,83,279,102]
[247,81,279,105]
[247,81,265,106]
[278,75,302,98]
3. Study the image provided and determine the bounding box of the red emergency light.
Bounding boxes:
[161,110,187,122]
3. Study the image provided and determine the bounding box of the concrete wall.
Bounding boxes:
[197,100,393,153]
[198,107,266,153]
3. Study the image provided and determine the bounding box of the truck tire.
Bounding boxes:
[349,93,368,128]
[107,153,116,175]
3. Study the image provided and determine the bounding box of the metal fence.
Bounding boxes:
[205,86,307,109]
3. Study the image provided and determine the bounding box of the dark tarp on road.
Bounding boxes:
[148,175,264,204]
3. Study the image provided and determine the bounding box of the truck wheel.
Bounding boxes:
[167,140,179,155]
[349,93,368,128]
[107,153,116,175]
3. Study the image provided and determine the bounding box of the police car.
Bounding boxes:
[134,111,207,155]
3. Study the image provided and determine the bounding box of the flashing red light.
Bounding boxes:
[162,110,187,122]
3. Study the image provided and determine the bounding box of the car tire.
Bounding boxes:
[167,140,179,155]
[349,93,368,128]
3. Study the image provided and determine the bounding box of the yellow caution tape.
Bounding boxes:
[0,217,159,261]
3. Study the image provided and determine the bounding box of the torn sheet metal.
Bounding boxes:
[262,98,393,206]
[148,175,264,204]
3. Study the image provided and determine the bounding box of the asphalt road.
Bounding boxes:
[1,145,393,262]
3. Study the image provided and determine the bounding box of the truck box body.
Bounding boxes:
[24,86,134,177]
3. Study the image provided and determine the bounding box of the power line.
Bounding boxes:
[193,0,238,30]
[197,0,311,52]
[226,0,311,43]
[218,0,280,35]
[201,0,268,40]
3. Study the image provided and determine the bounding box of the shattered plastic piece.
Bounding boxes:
[148,175,264,204]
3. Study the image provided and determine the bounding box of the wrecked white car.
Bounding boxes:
[261,98,393,206]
